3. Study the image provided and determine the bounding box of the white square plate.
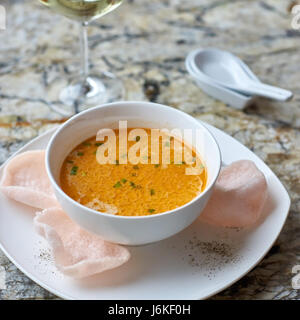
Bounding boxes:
[0,123,290,299]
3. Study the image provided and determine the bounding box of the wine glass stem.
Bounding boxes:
[80,21,89,81]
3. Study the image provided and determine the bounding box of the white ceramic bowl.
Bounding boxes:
[46,101,221,245]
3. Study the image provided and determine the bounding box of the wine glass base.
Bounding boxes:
[51,72,124,115]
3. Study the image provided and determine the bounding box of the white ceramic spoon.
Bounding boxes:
[186,52,257,109]
[190,48,293,101]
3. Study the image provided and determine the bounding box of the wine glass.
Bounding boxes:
[39,0,124,115]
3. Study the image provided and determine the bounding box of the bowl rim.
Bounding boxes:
[45,101,222,220]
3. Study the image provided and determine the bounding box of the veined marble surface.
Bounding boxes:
[0,0,299,300]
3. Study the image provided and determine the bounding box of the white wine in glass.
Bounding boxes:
[39,0,124,114]
[39,0,122,22]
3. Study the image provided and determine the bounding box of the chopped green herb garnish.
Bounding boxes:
[83,142,91,146]
[77,152,84,156]
[95,142,104,146]
[93,150,97,155]
[131,173,137,177]
[148,209,155,213]
[113,181,122,188]
[130,181,136,188]
[164,141,170,147]
[150,189,155,196]
[67,160,74,164]
[70,166,78,175]
[133,165,139,170]
[154,164,160,168]
[121,178,127,184]
[115,160,119,165]
[81,172,87,177]
[136,136,141,142]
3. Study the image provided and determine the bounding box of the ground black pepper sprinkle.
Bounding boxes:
[182,234,242,279]
[38,249,52,262]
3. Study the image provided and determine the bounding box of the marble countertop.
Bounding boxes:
[0,0,299,300]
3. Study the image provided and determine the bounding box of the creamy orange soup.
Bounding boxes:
[60,128,207,216]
